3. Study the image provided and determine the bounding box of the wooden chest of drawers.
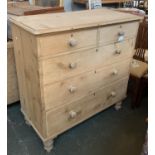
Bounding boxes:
[10,9,142,152]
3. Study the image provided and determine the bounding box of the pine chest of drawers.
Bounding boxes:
[10,9,142,152]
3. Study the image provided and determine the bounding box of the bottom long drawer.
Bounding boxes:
[45,77,128,138]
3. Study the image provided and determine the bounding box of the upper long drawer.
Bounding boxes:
[40,38,135,85]
[37,28,97,58]
[99,21,139,46]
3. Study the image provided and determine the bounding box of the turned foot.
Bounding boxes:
[115,101,122,111]
[43,139,54,152]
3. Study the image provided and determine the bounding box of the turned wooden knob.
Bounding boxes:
[68,38,77,47]
[69,63,77,69]
[112,69,118,75]
[115,50,121,55]
[69,86,77,93]
[111,91,116,97]
[69,110,77,119]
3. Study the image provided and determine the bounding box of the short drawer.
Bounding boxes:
[43,60,130,110]
[37,28,97,58]
[99,21,139,46]
[41,38,135,85]
[46,78,128,138]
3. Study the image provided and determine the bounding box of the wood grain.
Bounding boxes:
[99,21,139,46]
[11,9,141,151]
[9,9,142,35]
[43,59,131,110]
[37,28,97,57]
[37,23,138,58]
[40,39,135,85]
[7,41,19,104]
[46,78,128,138]
[12,24,46,138]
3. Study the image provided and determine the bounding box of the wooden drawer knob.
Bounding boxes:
[115,50,121,55]
[68,38,77,47]
[69,86,77,93]
[111,91,116,97]
[112,69,118,75]
[69,110,77,119]
[69,63,77,69]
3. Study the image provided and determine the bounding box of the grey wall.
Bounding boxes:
[64,0,86,12]
[64,0,72,11]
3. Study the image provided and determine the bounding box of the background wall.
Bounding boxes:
[63,0,85,11]
[35,0,86,11]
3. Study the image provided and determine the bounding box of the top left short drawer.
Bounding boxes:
[37,28,97,58]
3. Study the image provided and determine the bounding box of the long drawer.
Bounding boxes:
[40,38,135,85]
[37,28,97,58]
[99,21,139,46]
[45,78,128,138]
[42,59,130,110]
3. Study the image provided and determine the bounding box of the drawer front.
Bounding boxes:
[37,28,97,58]
[46,78,128,137]
[43,59,130,110]
[41,38,135,85]
[99,21,139,46]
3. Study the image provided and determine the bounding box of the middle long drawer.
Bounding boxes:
[40,38,135,85]
[42,59,130,110]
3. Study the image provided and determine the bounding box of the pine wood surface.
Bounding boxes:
[7,41,19,104]
[11,9,141,151]
[40,39,134,85]
[12,25,46,137]
[37,21,138,58]
[46,77,128,137]
[9,8,142,35]
[43,59,131,110]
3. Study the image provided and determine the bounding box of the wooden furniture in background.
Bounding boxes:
[7,1,64,16]
[7,41,19,105]
[137,0,148,11]
[129,17,148,108]
[10,9,141,152]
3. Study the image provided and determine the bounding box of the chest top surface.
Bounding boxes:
[9,8,142,35]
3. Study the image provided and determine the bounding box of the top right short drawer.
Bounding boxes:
[99,21,139,46]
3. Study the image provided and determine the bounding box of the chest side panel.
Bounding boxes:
[12,24,46,138]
